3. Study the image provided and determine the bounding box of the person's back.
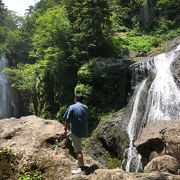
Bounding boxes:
[68,102,88,138]
[63,94,88,174]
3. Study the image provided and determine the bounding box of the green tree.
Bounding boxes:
[30,5,76,117]
[4,60,48,115]
[65,0,113,59]
[156,0,180,29]
[0,0,5,23]
[31,6,71,61]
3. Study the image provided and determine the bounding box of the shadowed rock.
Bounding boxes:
[135,120,180,173]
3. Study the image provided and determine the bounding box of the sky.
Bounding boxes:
[3,0,39,16]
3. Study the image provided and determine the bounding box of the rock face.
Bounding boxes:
[85,110,129,167]
[135,120,180,174]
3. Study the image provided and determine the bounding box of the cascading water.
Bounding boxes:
[145,47,180,122]
[125,45,180,172]
[0,54,17,119]
[125,79,147,172]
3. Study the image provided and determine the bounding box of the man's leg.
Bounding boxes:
[71,133,85,173]
[76,151,84,168]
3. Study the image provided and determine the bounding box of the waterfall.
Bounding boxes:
[125,79,147,172]
[145,49,180,122]
[0,54,18,119]
[125,45,180,172]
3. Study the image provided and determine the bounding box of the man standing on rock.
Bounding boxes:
[63,94,88,174]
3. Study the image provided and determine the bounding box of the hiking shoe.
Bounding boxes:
[71,168,85,174]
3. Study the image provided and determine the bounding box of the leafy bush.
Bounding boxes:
[17,169,42,180]
[74,83,93,96]
[114,27,180,55]
[4,60,48,93]
[56,105,67,123]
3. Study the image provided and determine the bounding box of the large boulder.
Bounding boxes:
[88,169,180,180]
[135,120,180,172]
[0,116,103,179]
[144,155,180,174]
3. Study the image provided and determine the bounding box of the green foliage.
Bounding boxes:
[0,0,6,24]
[31,5,71,61]
[114,28,180,55]
[17,169,42,180]
[0,146,19,171]
[156,0,180,25]
[74,83,93,96]
[56,105,67,123]
[110,0,141,32]
[65,0,113,58]
[29,5,75,117]
[4,60,48,92]
[107,157,122,169]
[0,9,24,53]
[77,64,93,82]
[4,60,48,115]
[116,33,160,54]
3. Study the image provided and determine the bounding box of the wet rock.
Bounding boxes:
[171,54,180,89]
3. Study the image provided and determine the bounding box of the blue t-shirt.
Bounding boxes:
[63,102,88,138]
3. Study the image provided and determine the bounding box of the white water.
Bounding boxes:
[125,45,180,172]
[0,55,17,119]
[125,79,146,172]
[146,47,180,122]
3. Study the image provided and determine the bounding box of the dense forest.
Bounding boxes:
[0,0,180,130]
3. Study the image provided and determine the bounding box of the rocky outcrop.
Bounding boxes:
[89,169,180,180]
[1,116,180,179]
[85,109,129,167]
[144,155,180,174]
[0,116,103,179]
[135,120,180,174]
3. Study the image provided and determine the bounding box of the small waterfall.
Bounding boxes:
[125,45,180,172]
[0,54,18,119]
[125,79,146,172]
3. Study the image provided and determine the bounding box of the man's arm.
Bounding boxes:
[62,106,71,137]
[64,120,69,135]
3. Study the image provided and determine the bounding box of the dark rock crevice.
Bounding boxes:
[137,138,166,167]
